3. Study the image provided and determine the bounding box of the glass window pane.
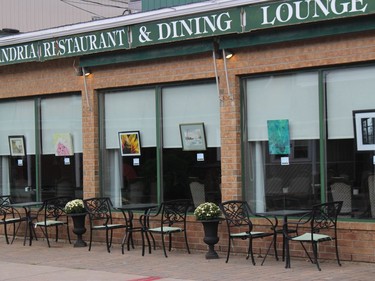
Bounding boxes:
[162,83,221,203]
[102,90,157,207]
[326,66,375,219]
[245,72,320,213]
[40,95,83,200]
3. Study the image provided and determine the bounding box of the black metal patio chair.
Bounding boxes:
[219,200,277,265]
[0,195,26,244]
[34,196,72,247]
[83,197,131,253]
[284,201,343,270]
[139,199,191,258]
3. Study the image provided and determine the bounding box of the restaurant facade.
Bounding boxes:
[1,0,375,262]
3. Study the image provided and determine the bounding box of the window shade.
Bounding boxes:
[0,100,35,155]
[162,83,220,148]
[326,66,375,139]
[247,72,319,141]
[105,89,156,149]
[41,95,82,154]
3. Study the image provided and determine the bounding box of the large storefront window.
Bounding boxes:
[325,66,375,218]
[162,83,221,206]
[0,95,82,202]
[40,95,83,200]
[101,82,221,207]
[102,89,157,207]
[244,73,320,212]
[0,99,36,202]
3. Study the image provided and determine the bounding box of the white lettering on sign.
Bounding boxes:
[0,43,38,63]
[154,12,232,41]
[261,0,368,26]
[42,29,127,58]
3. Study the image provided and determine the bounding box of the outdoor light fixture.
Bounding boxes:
[224,50,233,59]
[75,66,91,76]
[215,49,234,60]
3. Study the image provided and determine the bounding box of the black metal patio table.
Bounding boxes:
[256,209,311,262]
[117,203,158,253]
[9,201,43,246]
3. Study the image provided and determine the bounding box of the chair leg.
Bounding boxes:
[261,237,274,266]
[335,239,342,266]
[184,230,190,254]
[312,243,321,271]
[285,239,291,269]
[121,231,128,254]
[225,238,231,263]
[168,233,172,252]
[249,238,256,265]
[11,222,22,244]
[141,230,146,256]
[66,223,71,244]
[45,227,51,247]
[273,232,279,261]
[88,228,93,251]
[4,224,10,244]
[55,225,59,242]
[105,229,111,253]
[161,234,168,258]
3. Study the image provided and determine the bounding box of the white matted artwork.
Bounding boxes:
[179,123,207,151]
[353,110,375,151]
[53,133,74,156]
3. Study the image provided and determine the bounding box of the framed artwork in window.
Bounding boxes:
[353,110,375,151]
[119,131,141,156]
[179,123,207,151]
[9,135,26,156]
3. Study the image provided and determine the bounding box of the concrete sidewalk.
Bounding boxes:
[0,238,373,281]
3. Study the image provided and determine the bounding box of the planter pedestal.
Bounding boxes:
[69,213,87,247]
[200,219,222,259]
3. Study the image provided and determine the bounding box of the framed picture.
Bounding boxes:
[9,135,26,156]
[119,131,141,156]
[179,123,207,151]
[353,110,375,151]
[53,133,74,156]
[267,119,290,155]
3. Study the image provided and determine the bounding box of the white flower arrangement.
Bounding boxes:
[65,199,85,214]
[194,202,221,220]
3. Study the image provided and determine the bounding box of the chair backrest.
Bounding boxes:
[39,196,71,220]
[219,200,253,234]
[0,195,12,207]
[368,175,375,218]
[0,195,17,218]
[83,197,114,225]
[330,182,352,215]
[158,199,191,228]
[310,201,343,234]
[189,181,205,207]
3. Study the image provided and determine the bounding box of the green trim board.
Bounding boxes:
[80,40,214,67]
[220,15,375,49]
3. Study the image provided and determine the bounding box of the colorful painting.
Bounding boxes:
[267,119,290,155]
[54,133,74,156]
[119,131,141,156]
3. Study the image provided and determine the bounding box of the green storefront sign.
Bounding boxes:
[1,0,374,66]
[245,0,375,31]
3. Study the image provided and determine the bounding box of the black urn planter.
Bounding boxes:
[69,213,87,247]
[200,219,222,259]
